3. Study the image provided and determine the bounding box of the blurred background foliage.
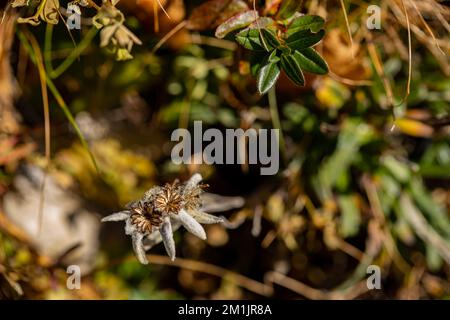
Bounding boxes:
[0,0,449,299]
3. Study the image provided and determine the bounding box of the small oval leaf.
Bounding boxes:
[260,29,281,51]
[257,61,281,94]
[286,15,325,36]
[268,49,281,63]
[286,29,325,50]
[293,48,329,75]
[236,28,265,51]
[280,54,305,86]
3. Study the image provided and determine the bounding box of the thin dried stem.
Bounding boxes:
[147,254,273,296]
[156,0,171,19]
[152,20,187,53]
[329,71,373,86]
[410,0,445,55]
[399,0,412,105]
[366,34,395,112]
[339,0,354,58]
[265,271,369,300]
[24,30,50,237]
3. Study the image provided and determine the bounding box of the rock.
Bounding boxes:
[2,165,100,275]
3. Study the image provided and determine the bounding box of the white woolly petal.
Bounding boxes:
[175,209,206,240]
[200,193,245,212]
[185,173,202,191]
[143,221,181,251]
[160,218,176,261]
[101,211,130,222]
[131,232,148,264]
[124,218,137,236]
[188,209,223,224]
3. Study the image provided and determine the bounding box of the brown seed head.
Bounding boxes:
[154,181,184,214]
[183,182,207,211]
[130,202,164,233]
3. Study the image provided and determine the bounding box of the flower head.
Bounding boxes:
[101,174,226,264]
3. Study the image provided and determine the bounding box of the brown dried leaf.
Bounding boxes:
[40,0,60,25]
[186,0,249,31]
[215,10,258,39]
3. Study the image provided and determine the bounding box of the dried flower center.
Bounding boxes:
[154,181,183,215]
[183,183,207,211]
[129,179,208,233]
[130,202,164,234]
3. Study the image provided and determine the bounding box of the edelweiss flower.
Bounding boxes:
[102,174,228,264]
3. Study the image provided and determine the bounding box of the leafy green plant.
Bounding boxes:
[216,12,329,94]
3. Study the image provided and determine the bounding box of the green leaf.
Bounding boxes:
[338,195,361,238]
[426,245,443,272]
[236,28,281,51]
[257,60,280,94]
[267,49,280,63]
[236,28,265,51]
[400,193,450,264]
[408,178,450,238]
[286,15,325,36]
[215,10,259,38]
[280,53,304,86]
[293,48,328,74]
[260,29,281,51]
[382,156,411,183]
[286,29,325,50]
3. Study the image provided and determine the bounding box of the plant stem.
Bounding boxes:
[44,24,98,79]
[268,85,285,163]
[17,28,100,174]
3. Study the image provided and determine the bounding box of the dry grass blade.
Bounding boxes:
[1,3,12,25]
[147,254,273,296]
[156,0,171,19]
[253,0,269,51]
[410,0,445,55]
[362,175,411,274]
[366,34,395,113]
[265,271,369,299]
[152,20,187,53]
[153,0,159,33]
[388,1,449,75]
[339,0,354,58]
[16,28,100,174]
[399,0,412,105]
[24,30,51,237]
[329,71,373,86]
[190,34,237,50]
